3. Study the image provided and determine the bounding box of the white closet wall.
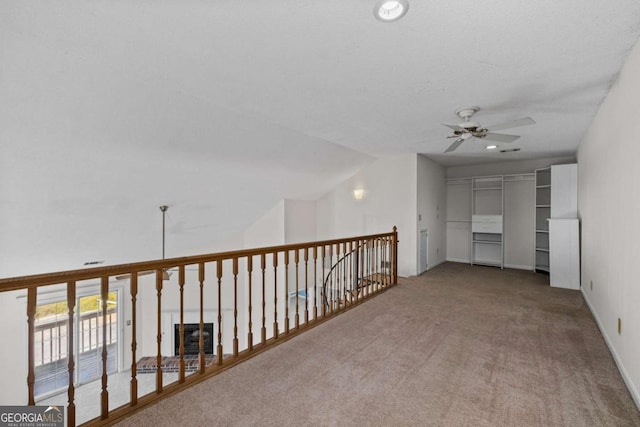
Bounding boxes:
[548,163,579,289]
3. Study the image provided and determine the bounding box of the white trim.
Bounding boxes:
[426,259,445,271]
[446,257,470,264]
[504,264,534,271]
[581,288,640,410]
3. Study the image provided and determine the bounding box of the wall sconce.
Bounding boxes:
[353,189,365,200]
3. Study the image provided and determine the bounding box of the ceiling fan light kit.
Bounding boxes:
[442,106,536,153]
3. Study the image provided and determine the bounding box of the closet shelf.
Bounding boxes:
[473,240,502,245]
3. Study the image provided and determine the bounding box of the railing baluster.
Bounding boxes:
[304,248,315,325]
[393,226,398,284]
[365,240,370,298]
[371,239,379,292]
[337,243,343,309]
[340,242,349,306]
[27,287,36,405]
[370,240,374,295]
[130,273,138,405]
[155,271,163,394]
[101,276,109,418]
[233,257,239,356]
[328,244,334,314]
[369,240,374,295]
[261,254,267,345]
[199,262,205,373]
[304,248,309,325]
[67,281,76,426]
[383,236,388,287]
[273,252,279,339]
[348,242,352,301]
[313,246,318,320]
[284,251,290,334]
[294,250,300,329]
[321,246,326,317]
[217,261,224,366]
[179,266,186,382]
[247,256,254,352]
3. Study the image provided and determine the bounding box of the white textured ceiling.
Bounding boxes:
[2,1,640,276]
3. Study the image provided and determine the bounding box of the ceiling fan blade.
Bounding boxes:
[445,138,465,153]
[486,117,535,132]
[442,123,465,132]
[483,133,520,143]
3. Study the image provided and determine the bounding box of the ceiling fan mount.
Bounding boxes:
[455,106,480,120]
[442,106,535,153]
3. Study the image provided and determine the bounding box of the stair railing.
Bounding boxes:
[0,227,398,427]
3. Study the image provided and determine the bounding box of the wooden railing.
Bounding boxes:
[0,228,398,426]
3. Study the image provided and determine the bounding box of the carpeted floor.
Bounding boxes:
[115,262,640,426]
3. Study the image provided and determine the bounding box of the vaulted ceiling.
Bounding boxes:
[2,1,640,277]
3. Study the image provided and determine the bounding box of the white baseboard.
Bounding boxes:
[426,259,446,271]
[446,257,470,264]
[581,288,640,411]
[504,263,534,271]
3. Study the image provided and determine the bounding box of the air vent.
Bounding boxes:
[500,148,521,153]
[84,260,105,266]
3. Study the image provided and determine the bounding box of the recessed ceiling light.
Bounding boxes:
[486,145,498,150]
[374,0,409,23]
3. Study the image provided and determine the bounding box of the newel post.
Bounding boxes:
[392,226,398,285]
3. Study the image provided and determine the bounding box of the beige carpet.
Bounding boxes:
[115,262,640,426]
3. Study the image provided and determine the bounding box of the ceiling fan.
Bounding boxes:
[442,106,535,153]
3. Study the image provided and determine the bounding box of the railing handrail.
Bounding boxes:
[0,231,395,291]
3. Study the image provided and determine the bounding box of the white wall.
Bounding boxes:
[446,156,576,179]
[316,154,417,277]
[284,200,317,244]
[577,37,640,408]
[417,155,447,272]
[0,291,28,404]
[244,201,286,248]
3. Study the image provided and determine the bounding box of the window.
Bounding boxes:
[34,291,119,398]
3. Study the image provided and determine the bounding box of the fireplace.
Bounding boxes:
[174,323,214,356]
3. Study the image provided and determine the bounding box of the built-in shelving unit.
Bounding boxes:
[534,167,551,272]
[445,178,473,263]
[471,176,503,268]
